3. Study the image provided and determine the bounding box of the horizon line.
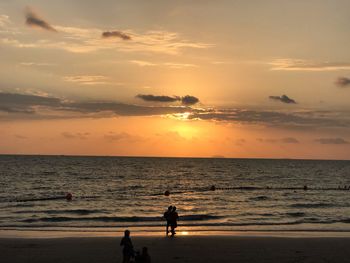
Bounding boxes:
[0,153,349,162]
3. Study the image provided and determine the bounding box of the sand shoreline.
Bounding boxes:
[1,236,350,263]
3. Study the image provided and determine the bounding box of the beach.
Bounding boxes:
[1,156,350,262]
[1,235,350,263]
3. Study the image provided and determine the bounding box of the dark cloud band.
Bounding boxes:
[102,31,131,40]
[0,92,189,118]
[1,92,350,130]
[315,138,349,145]
[187,109,350,129]
[181,95,199,105]
[269,95,297,104]
[136,94,199,105]
[136,94,179,103]
[25,8,57,32]
[257,137,299,144]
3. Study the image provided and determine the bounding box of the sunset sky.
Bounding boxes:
[1,0,350,159]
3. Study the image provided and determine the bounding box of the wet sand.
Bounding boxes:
[1,236,350,263]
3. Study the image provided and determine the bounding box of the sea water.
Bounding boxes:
[0,155,350,234]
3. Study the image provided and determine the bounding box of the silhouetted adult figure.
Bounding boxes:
[135,247,151,263]
[120,230,134,263]
[169,206,179,236]
[163,206,173,235]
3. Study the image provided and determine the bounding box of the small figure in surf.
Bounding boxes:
[120,229,134,263]
[163,206,173,235]
[169,206,179,237]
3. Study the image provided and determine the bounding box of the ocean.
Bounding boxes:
[1,155,350,234]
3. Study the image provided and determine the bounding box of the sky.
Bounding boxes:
[1,0,350,159]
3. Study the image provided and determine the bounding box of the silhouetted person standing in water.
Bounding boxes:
[120,230,134,263]
[163,206,173,235]
[169,206,179,236]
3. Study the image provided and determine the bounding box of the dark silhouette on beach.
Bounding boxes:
[120,230,134,263]
[169,206,179,236]
[163,206,173,235]
[163,206,179,236]
[135,247,151,263]
[65,192,72,201]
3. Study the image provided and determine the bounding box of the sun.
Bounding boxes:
[172,125,197,139]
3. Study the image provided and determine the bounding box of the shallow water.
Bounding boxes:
[0,155,350,233]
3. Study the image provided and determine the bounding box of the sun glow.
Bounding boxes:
[172,125,198,139]
[168,111,191,121]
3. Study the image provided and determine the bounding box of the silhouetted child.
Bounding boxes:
[163,206,173,235]
[120,230,134,263]
[169,206,179,236]
[135,247,151,263]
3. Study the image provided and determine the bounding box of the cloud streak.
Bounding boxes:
[257,137,299,144]
[3,16,212,54]
[281,137,299,143]
[129,60,157,67]
[136,94,199,105]
[129,60,197,69]
[270,59,350,71]
[0,92,61,109]
[20,62,55,67]
[0,92,192,120]
[187,109,350,129]
[2,92,350,131]
[63,75,110,85]
[62,132,89,139]
[102,31,131,40]
[181,95,199,105]
[315,138,349,145]
[104,132,144,142]
[269,95,297,104]
[0,14,10,28]
[136,94,179,103]
[25,7,57,32]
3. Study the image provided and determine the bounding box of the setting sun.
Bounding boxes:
[171,124,198,139]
